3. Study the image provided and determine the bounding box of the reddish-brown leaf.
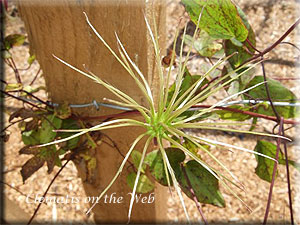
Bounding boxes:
[21,156,45,183]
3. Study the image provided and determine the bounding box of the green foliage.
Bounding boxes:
[13,108,82,182]
[224,5,256,69]
[131,150,147,173]
[54,102,72,119]
[4,34,26,50]
[254,140,280,182]
[144,148,185,186]
[182,0,248,42]
[39,115,62,144]
[245,76,297,118]
[179,160,225,207]
[57,119,80,150]
[215,105,252,121]
[167,68,208,106]
[255,140,300,182]
[22,130,40,146]
[184,30,222,57]
[126,173,155,193]
[27,54,36,65]
[5,83,23,91]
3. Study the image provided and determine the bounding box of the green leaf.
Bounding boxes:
[2,50,12,59]
[38,145,56,159]
[4,34,26,50]
[225,5,256,69]
[54,102,72,119]
[144,148,185,186]
[27,54,36,65]
[21,156,45,183]
[39,115,62,144]
[131,150,146,173]
[5,83,22,91]
[254,140,280,182]
[227,80,240,96]
[182,137,199,155]
[230,37,243,47]
[86,157,97,182]
[126,172,155,194]
[245,76,298,118]
[255,140,300,182]
[215,105,252,121]
[22,85,34,94]
[184,31,222,57]
[144,150,166,185]
[167,69,208,107]
[179,160,225,207]
[22,130,40,145]
[182,0,248,42]
[58,118,80,150]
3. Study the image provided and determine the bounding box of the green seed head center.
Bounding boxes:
[147,113,169,138]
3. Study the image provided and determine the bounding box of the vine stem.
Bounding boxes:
[244,18,298,224]
[29,67,41,86]
[282,127,294,224]
[1,118,25,133]
[5,57,22,84]
[263,117,283,225]
[192,105,298,125]
[1,90,41,109]
[260,58,281,122]
[3,88,298,125]
[6,89,53,108]
[0,180,46,204]
[242,17,300,66]
[27,158,71,225]
[73,105,299,125]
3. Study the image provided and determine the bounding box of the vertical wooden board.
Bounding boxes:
[17,0,167,223]
[18,0,153,116]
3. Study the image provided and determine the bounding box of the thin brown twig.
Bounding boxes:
[2,165,22,174]
[27,158,71,225]
[282,127,294,224]
[1,118,25,133]
[101,133,133,162]
[1,90,40,109]
[280,41,300,53]
[8,57,22,84]
[0,180,47,205]
[29,67,41,86]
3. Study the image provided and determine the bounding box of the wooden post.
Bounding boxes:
[17,0,167,223]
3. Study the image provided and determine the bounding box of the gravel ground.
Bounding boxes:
[3,0,300,224]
